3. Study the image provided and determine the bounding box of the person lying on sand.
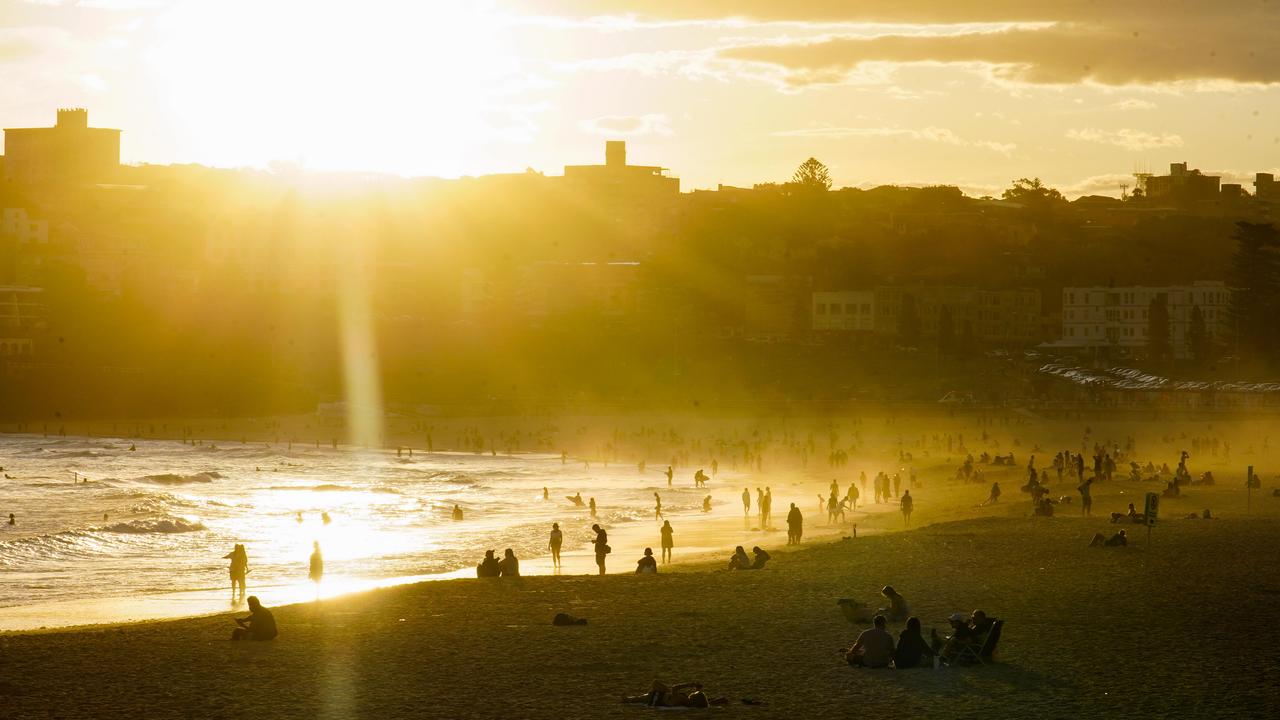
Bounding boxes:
[231,596,277,641]
[621,680,728,708]
[844,615,895,668]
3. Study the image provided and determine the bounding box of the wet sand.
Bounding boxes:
[5,471,1279,719]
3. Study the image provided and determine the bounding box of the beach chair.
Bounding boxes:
[951,620,1003,665]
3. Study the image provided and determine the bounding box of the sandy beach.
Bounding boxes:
[4,460,1279,719]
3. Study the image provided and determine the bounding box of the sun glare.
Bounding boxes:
[145,1,521,176]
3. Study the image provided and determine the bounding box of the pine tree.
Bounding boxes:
[1187,305,1210,365]
[1147,295,1171,361]
[791,157,832,191]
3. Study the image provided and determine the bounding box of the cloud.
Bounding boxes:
[581,113,674,136]
[774,125,1015,155]
[1112,98,1157,111]
[519,1,1280,87]
[1066,128,1184,151]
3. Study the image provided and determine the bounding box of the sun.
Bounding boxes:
[144,0,525,177]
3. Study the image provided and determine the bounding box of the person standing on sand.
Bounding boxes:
[592,523,609,575]
[308,541,324,591]
[763,487,773,527]
[860,471,867,494]
[660,520,674,563]
[847,482,860,510]
[742,487,751,515]
[549,522,563,568]
[711,459,719,478]
[756,488,764,522]
[1079,477,1093,516]
[900,490,914,526]
[787,503,803,545]
[893,473,902,499]
[654,492,663,520]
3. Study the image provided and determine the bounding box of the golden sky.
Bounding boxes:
[2,0,1278,196]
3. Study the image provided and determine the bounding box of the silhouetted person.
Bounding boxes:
[636,547,657,574]
[295,512,303,524]
[231,596,277,641]
[7,513,14,525]
[569,492,584,507]
[223,543,248,598]
[321,511,332,525]
[900,490,914,525]
[981,481,1001,506]
[749,546,771,569]
[592,523,609,575]
[742,487,750,515]
[499,548,520,577]
[787,502,803,545]
[660,520,674,563]
[549,522,563,567]
[308,541,324,589]
[654,492,663,520]
[728,545,750,570]
[1079,477,1093,516]
[451,504,464,521]
[665,465,673,487]
[894,617,935,669]
[845,615,895,668]
[589,497,597,518]
[543,486,549,501]
[702,494,712,512]
[881,585,910,621]
[477,550,501,577]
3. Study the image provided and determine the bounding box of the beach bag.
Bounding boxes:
[604,544,612,554]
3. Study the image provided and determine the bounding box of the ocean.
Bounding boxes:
[0,434,714,629]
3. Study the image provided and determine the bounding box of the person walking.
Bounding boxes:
[549,522,563,568]
[308,541,324,595]
[786,502,803,545]
[900,490,914,525]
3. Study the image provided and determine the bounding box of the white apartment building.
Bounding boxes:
[1059,281,1230,358]
[1,208,48,244]
[812,290,875,332]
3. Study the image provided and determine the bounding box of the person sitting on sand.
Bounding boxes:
[621,681,727,708]
[1126,503,1145,523]
[728,546,751,570]
[231,596,277,641]
[702,495,712,513]
[845,615,895,668]
[880,585,910,621]
[749,546,771,569]
[894,617,935,669]
[936,612,976,662]
[498,548,520,577]
[477,550,501,577]
[636,547,658,574]
[1106,529,1128,547]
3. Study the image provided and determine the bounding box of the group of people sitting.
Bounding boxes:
[727,545,771,570]
[843,609,996,669]
[476,549,521,577]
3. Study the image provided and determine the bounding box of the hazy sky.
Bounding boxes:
[2,0,1279,196]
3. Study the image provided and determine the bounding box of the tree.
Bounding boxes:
[897,294,921,347]
[1227,222,1280,363]
[1002,177,1067,218]
[937,305,955,356]
[1147,295,1171,361]
[792,157,832,191]
[1187,304,1210,365]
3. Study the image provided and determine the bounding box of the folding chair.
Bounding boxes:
[951,619,1003,665]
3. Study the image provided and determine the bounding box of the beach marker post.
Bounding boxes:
[1143,491,1159,546]
[1247,465,1254,515]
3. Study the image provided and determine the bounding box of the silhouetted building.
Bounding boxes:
[1059,281,1229,358]
[563,141,679,203]
[812,291,875,332]
[1256,173,1279,202]
[3,109,120,186]
[872,286,1041,347]
[1138,163,1220,205]
[0,285,44,357]
[1,208,48,245]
